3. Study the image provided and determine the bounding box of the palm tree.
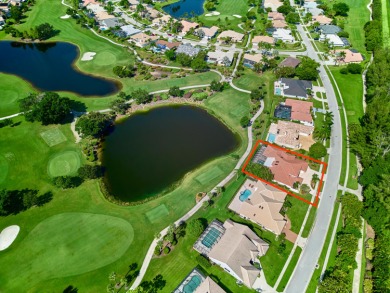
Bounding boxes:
[338,50,347,65]
[311,173,319,188]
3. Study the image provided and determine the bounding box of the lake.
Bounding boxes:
[163,0,205,18]
[101,105,238,202]
[0,41,119,96]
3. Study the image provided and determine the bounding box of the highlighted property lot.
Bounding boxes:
[241,140,327,207]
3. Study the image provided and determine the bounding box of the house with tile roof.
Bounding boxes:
[278,57,301,68]
[312,15,332,25]
[180,20,199,35]
[217,30,245,43]
[243,53,263,68]
[195,277,226,293]
[268,120,314,149]
[262,145,309,188]
[263,0,283,12]
[268,11,285,21]
[129,32,159,47]
[252,36,274,48]
[274,78,313,99]
[229,179,287,235]
[272,19,288,28]
[334,49,364,64]
[285,98,313,124]
[196,26,219,39]
[155,40,181,51]
[206,220,269,289]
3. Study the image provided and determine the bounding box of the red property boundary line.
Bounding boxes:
[241,140,328,208]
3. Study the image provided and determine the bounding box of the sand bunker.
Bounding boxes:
[0,225,20,251]
[205,11,220,16]
[233,15,242,18]
[81,52,96,61]
[60,15,71,19]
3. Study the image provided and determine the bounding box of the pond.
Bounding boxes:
[0,41,119,96]
[101,105,238,202]
[163,0,205,19]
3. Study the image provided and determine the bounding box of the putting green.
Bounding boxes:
[195,166,224,185]
[47,151,81,177]
[11,213,134,280]
[40,128,67,147]
[0,155,9,184]
[146,204,169,223]
[93,51,117,66]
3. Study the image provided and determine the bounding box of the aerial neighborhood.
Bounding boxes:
[0,0,388,292]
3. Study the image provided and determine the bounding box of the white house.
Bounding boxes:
[273,28,295,43]
[207,50,234,66]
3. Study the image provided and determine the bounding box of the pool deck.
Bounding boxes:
[173,268,205,293]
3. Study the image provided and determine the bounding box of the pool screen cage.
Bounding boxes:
[274,104,292,120]
[193,220,226,256]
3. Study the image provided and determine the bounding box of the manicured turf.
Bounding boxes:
[0,212,134,290]
[194,166,224,184]
[301,206,317,238]
[40,128,67,147]
[382,0,390,46]
[0,73,36,117]
[0,154,8,184]
[47,150,81,177]
[276,247,302,292]
[286,194,312,234]
[146,204,170,223]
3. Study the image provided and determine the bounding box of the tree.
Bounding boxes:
[76,112,112,138]
[197,29,205,39]
[277,4,294,15]
[246,163,274,181]
[250,89,264,101]
[164,49,176,61]
[286,12,300,24]
[210,80,224,92]
[222,56,231,67]
[187,219,205,237]
[311,173,320,187]
[112,65,133,78]
[110,99,129,114]
[119,0,129,8]
[9,5,23,23]
[240,116,250,127]
[165,223,176,243]
[78,165,103,179]
[52,176,80,189]
[347,63,362,74]
[275,66,296,78]
[176,53,192,66]
[295,57,320,80]
[333,2,350,16]
[19,92,71,125]
[168,86,182,97]
[247,11,256,19]
[309,142,327,158]
[132,89,151,104]
[191,58,208,71]
[300,184,311,194]
[205,1,215,11]
[35,23,56,40]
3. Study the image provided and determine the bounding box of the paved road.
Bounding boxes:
[285,24,343,293]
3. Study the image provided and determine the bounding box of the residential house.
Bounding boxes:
[176,43,201,57]
[155,40,181,51]
[318,24,342,35]
[228,179,287,235]
[0,15,4,26]
[252,36,274,49]
[95,11,116,22]
[180,20,199,35]
[152,14,171,27]
[196,26,219,40]
[268,120,314,149]
[217,30,245,43]
[272,28,295,43]
[100,17,121,30]
[193,220,269,289]
[120,24,141,37]
[263,0,283,12]
[207,50,234,66]
[284,99,313,124]
[303,2,323,16]
[312,15,332,25]
[268,12,285,21]
[142,5,160,20]
[278,56,301,68]
[334,49,364,64]
[272,19,288,28]
[86,3,105,14]
[324,34,345,47]
[129,32,159,47]
[274,78,312,99]
[243,53,263,68]
[262,145,309,187]
[81,0,97,8]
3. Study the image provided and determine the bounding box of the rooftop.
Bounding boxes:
[176,43,201,57]
[285,98,313,123]
[243,53,263,63]
[319,24,341,35]
[279,57,301,68]
[252,35,274,45]
[269,120,314,149]
[217,30,244,42]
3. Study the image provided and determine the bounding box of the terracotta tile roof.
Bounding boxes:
[263,145,309,187]
[335,49,364,64]
[155,39,181,49]
[268,12,285,20]
[197,26,219,37]
[217,30,244,42]
[194,277,226,293]
[312,15,332,25]
[180,20,199,33]
[252,35,274,44]
[285,98,313,123]
[271,120,314,149]
[243,53,263,63]
[272,19,288,28]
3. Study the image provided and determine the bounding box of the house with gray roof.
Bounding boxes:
[274,78,313,99]
[120,24,141,37]
[100,17,121,29]
[176,43,201,57]
[318,24,341,35]
[279,57,301,68]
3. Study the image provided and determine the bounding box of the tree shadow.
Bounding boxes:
[36,191,53,207]
[70,100,87,113]
[63,285,78,293]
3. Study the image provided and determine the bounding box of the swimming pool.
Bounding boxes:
[201,227,221,248]
[275,88,282,95]
[183,275,202,293]
[239,189,252,201]
[268,133,276,143]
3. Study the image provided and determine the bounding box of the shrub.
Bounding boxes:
[163,247,170,254]
[78,165,103,179]
[340,67,349,74]
[347,63,363,74]
[187,219,205,237]
[309,142,327,159]
[52,176,81,189]
[192,92,208,101]
[196,254,211,268]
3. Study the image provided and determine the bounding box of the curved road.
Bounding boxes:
[285,24,343,293]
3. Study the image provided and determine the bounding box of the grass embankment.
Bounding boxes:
[0,85,250,292]
[0,0,220,115]
[329,67,363,189]
[382,0,390,46]
[276,247,302,292]
[306,192,342,293]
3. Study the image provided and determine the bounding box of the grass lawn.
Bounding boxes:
[276,247,302,292]
[383,0,390,46]
[301,206,317,238]
[286,194,312,234]
[0,81,251,291]
[306,194,341,293]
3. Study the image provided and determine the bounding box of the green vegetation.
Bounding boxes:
[246,162,274,181]
[47,151,81,177]
[76,112,113,138]
[382,0,390,46]
[276,247,302,292]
